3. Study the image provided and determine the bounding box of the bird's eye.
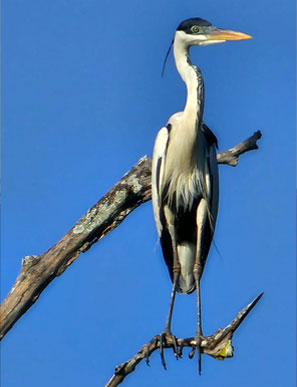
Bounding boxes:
[191,25,200,33]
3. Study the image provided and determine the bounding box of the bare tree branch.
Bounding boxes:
[105,293,264,387]
[0,131,262,340]
[216,130,262,166]
[0,157,151,339]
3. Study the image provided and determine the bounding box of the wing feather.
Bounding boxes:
[151,126,170,237]
[198,128,219,275]
[152,125,176,277]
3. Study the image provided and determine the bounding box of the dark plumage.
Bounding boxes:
[177,17,212,33]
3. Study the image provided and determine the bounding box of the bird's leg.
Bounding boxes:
[163,272,178,333]
[193,265,202,373]
[192,198,208,374]
[158,205,180,369]
[159,273,179,369]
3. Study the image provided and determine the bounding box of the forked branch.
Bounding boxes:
[106,293,263,387]
[0,131,262,340]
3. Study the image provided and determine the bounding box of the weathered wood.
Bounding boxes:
[0,131,262,340]
[0,157,151,339]
[216,130,262,166]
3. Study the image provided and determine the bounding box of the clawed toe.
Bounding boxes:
[144,343,151,366]
[188,347,196,359]
[188,334,202,374]
[159,331,179,369]
[178,339,186,358]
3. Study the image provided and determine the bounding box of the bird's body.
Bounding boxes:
[152,103,219,295]
[151,17,251,372]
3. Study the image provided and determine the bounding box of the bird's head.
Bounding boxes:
[175,17,251,47]
[161,18,251,76]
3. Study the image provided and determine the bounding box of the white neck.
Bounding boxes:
[173,33,204,123]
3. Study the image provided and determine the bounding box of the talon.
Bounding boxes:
[189,347,196,359]
[172,335,179,359]
[159,333,167,370]
[144,345,150,366]
[158,331,179,369]
[178,340,184,358]
[144,335,159,366]
[194,334,202,374]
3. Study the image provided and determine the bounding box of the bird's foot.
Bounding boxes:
[188,333,202,374]
[157,330,179,370]
[144,343,151,366]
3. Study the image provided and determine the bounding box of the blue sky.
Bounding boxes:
[1,1,296,386]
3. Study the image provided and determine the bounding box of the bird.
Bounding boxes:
[151,17,251,373]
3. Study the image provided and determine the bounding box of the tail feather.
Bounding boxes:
[177,242,196,294]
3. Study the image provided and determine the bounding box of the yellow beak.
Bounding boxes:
[207,29,252,41]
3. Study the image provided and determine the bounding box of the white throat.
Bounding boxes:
[173,31,205,124]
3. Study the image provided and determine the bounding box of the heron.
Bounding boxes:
[151,17,251,373]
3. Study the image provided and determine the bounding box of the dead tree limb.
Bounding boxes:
[216,130,262,166]
[105,292,263,387]
[0,157,151,339]
[0,131,262,340]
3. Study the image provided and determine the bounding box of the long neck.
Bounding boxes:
[173,37,204,123]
